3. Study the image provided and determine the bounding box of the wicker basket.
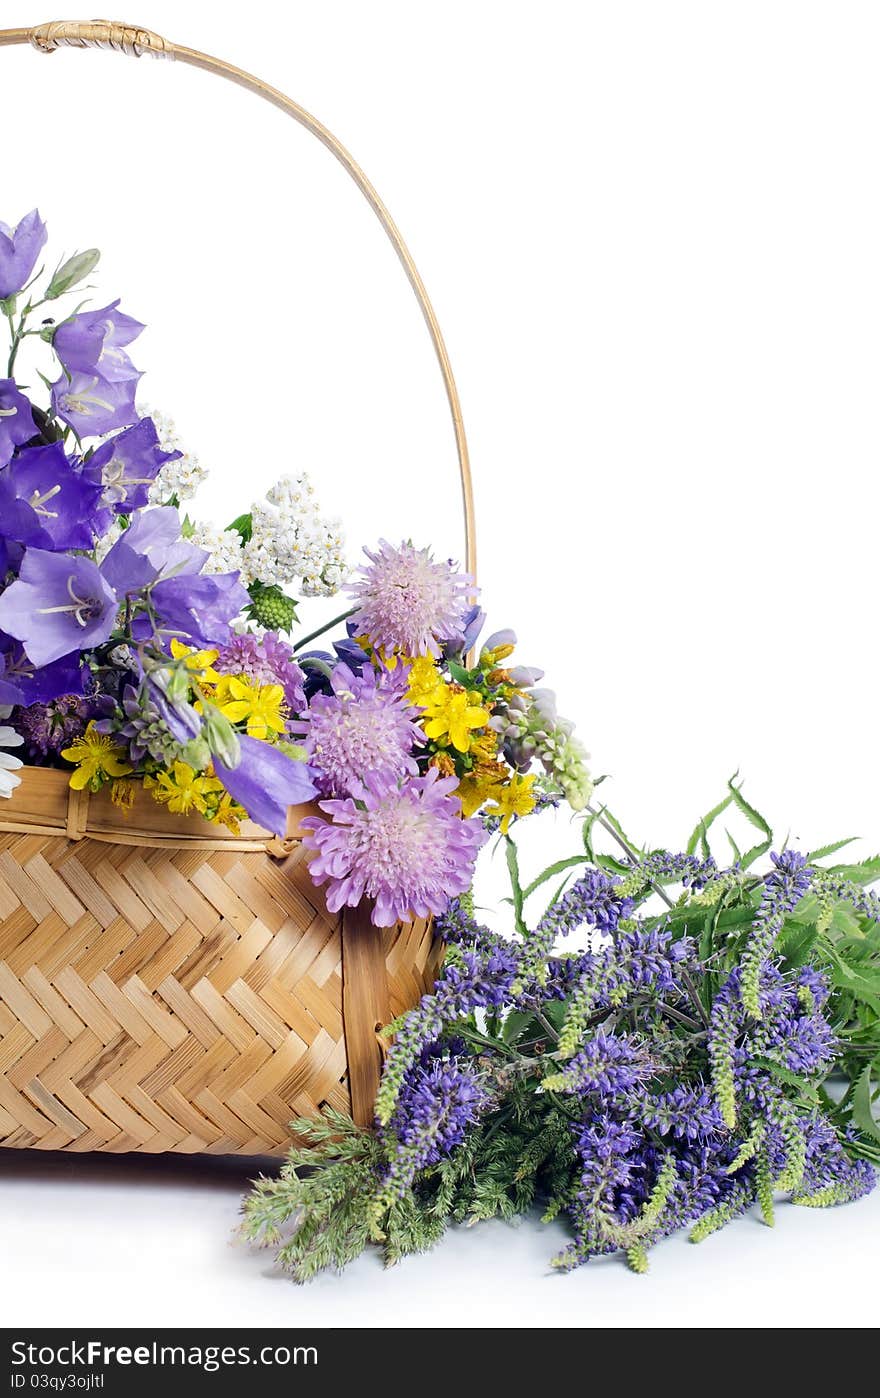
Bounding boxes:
[0,19,476,1155]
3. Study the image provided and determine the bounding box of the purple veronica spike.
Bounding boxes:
[0,548,118,666]
[0,211,47,300]
[4,442,103,550]
[87,417,181,513]
[53,300,143,383]
[0,380,36,468]
[51,370,140,438]
[213,734,318,836]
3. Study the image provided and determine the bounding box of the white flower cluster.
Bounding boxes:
[143,407,210,505]
[240,472,347,598]
[93,516,126,564]
[188,522,246,579]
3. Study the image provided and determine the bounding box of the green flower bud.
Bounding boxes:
[180,736,212,771]
[45,249,100,300]
[200,702,241,769]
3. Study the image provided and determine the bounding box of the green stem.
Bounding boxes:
[292,606,358,653]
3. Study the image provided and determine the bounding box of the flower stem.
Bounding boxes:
[292,606,358,653]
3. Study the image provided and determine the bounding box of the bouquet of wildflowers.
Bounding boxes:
[0,211,588,925]
[242,788,880,1277]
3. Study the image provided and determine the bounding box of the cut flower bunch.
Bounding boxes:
[0,211,588,925]
[243,788,880,1276]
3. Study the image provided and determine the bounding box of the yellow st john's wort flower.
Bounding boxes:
[457,771,504,818]
[146,762,216,816]
[218,678,287,740]
[405,654,445,708]
[484,773,538,832]
[169,638,221,685]
[422,685,490,753]
[61,723,133,792]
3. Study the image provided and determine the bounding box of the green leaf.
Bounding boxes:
[726,780,772,869]
[777,922,819,968]
[852,1066,880,1146]
[752,1055,819,1097]
[227,511,253,543]
[505,837,527,937]
[826,857,880,887]
[686,789,735,857]
[446,660,476,687]
[806,837,858,862]
[522,855,589,901]
[821,946,880,1015]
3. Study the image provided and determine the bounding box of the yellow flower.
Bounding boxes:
[485,773,538,833]
[405,654,445,708]
[170,638,220,685]
[219,677,287,739]
[110,779,136,811]
[457,772,503,818]
[61,723,133,792]
[146,762,215,816]
[422,686,490,753]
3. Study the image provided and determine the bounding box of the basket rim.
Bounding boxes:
[0,764,317,850]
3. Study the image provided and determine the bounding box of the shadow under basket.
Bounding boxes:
[0,767,442,1155]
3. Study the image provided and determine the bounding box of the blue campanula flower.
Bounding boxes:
[0,379,36,467]
[213,734,318,837]
[52,300,143,383]
[150,571,249,647]
[0,547,118,666]
[0,442,103,550]
[51,369,140,438]
[100,505,207,594]
[86,417,181,513]
[0,211,47,300]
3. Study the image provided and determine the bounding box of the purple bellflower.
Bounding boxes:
[53,300,144,383]
[0,211,47,300]
[87,417,181,513]
[51,370,140,438]
[1,442,103,550]
[0,548,118,666]
[213,734,318,836]
[0,380,36,467]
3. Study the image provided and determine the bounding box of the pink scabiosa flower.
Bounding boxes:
[348,539,475,657]
[302,768,487,927]
[295,661,422,797]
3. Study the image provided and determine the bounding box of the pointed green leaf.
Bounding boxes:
[727,780,772,869]
[853,1066,880,1146]
[686,789,735,857]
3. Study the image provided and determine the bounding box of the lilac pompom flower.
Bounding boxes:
[0,548,118,667]
[51,370,140,438]
[0,380,36,468]
[87,417,181,513]
[0,211,47,300]
[213,734,318,837]
[348,539,475,658]
[2,442,103,550]
[53,300,144,383]
[302,767,487,927]
[295,661,423,797]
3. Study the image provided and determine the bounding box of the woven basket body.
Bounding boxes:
[0,769,442,1155]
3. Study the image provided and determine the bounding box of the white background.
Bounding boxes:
[1,0,879,1327]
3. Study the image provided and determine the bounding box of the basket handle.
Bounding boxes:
[0,19,477,578]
